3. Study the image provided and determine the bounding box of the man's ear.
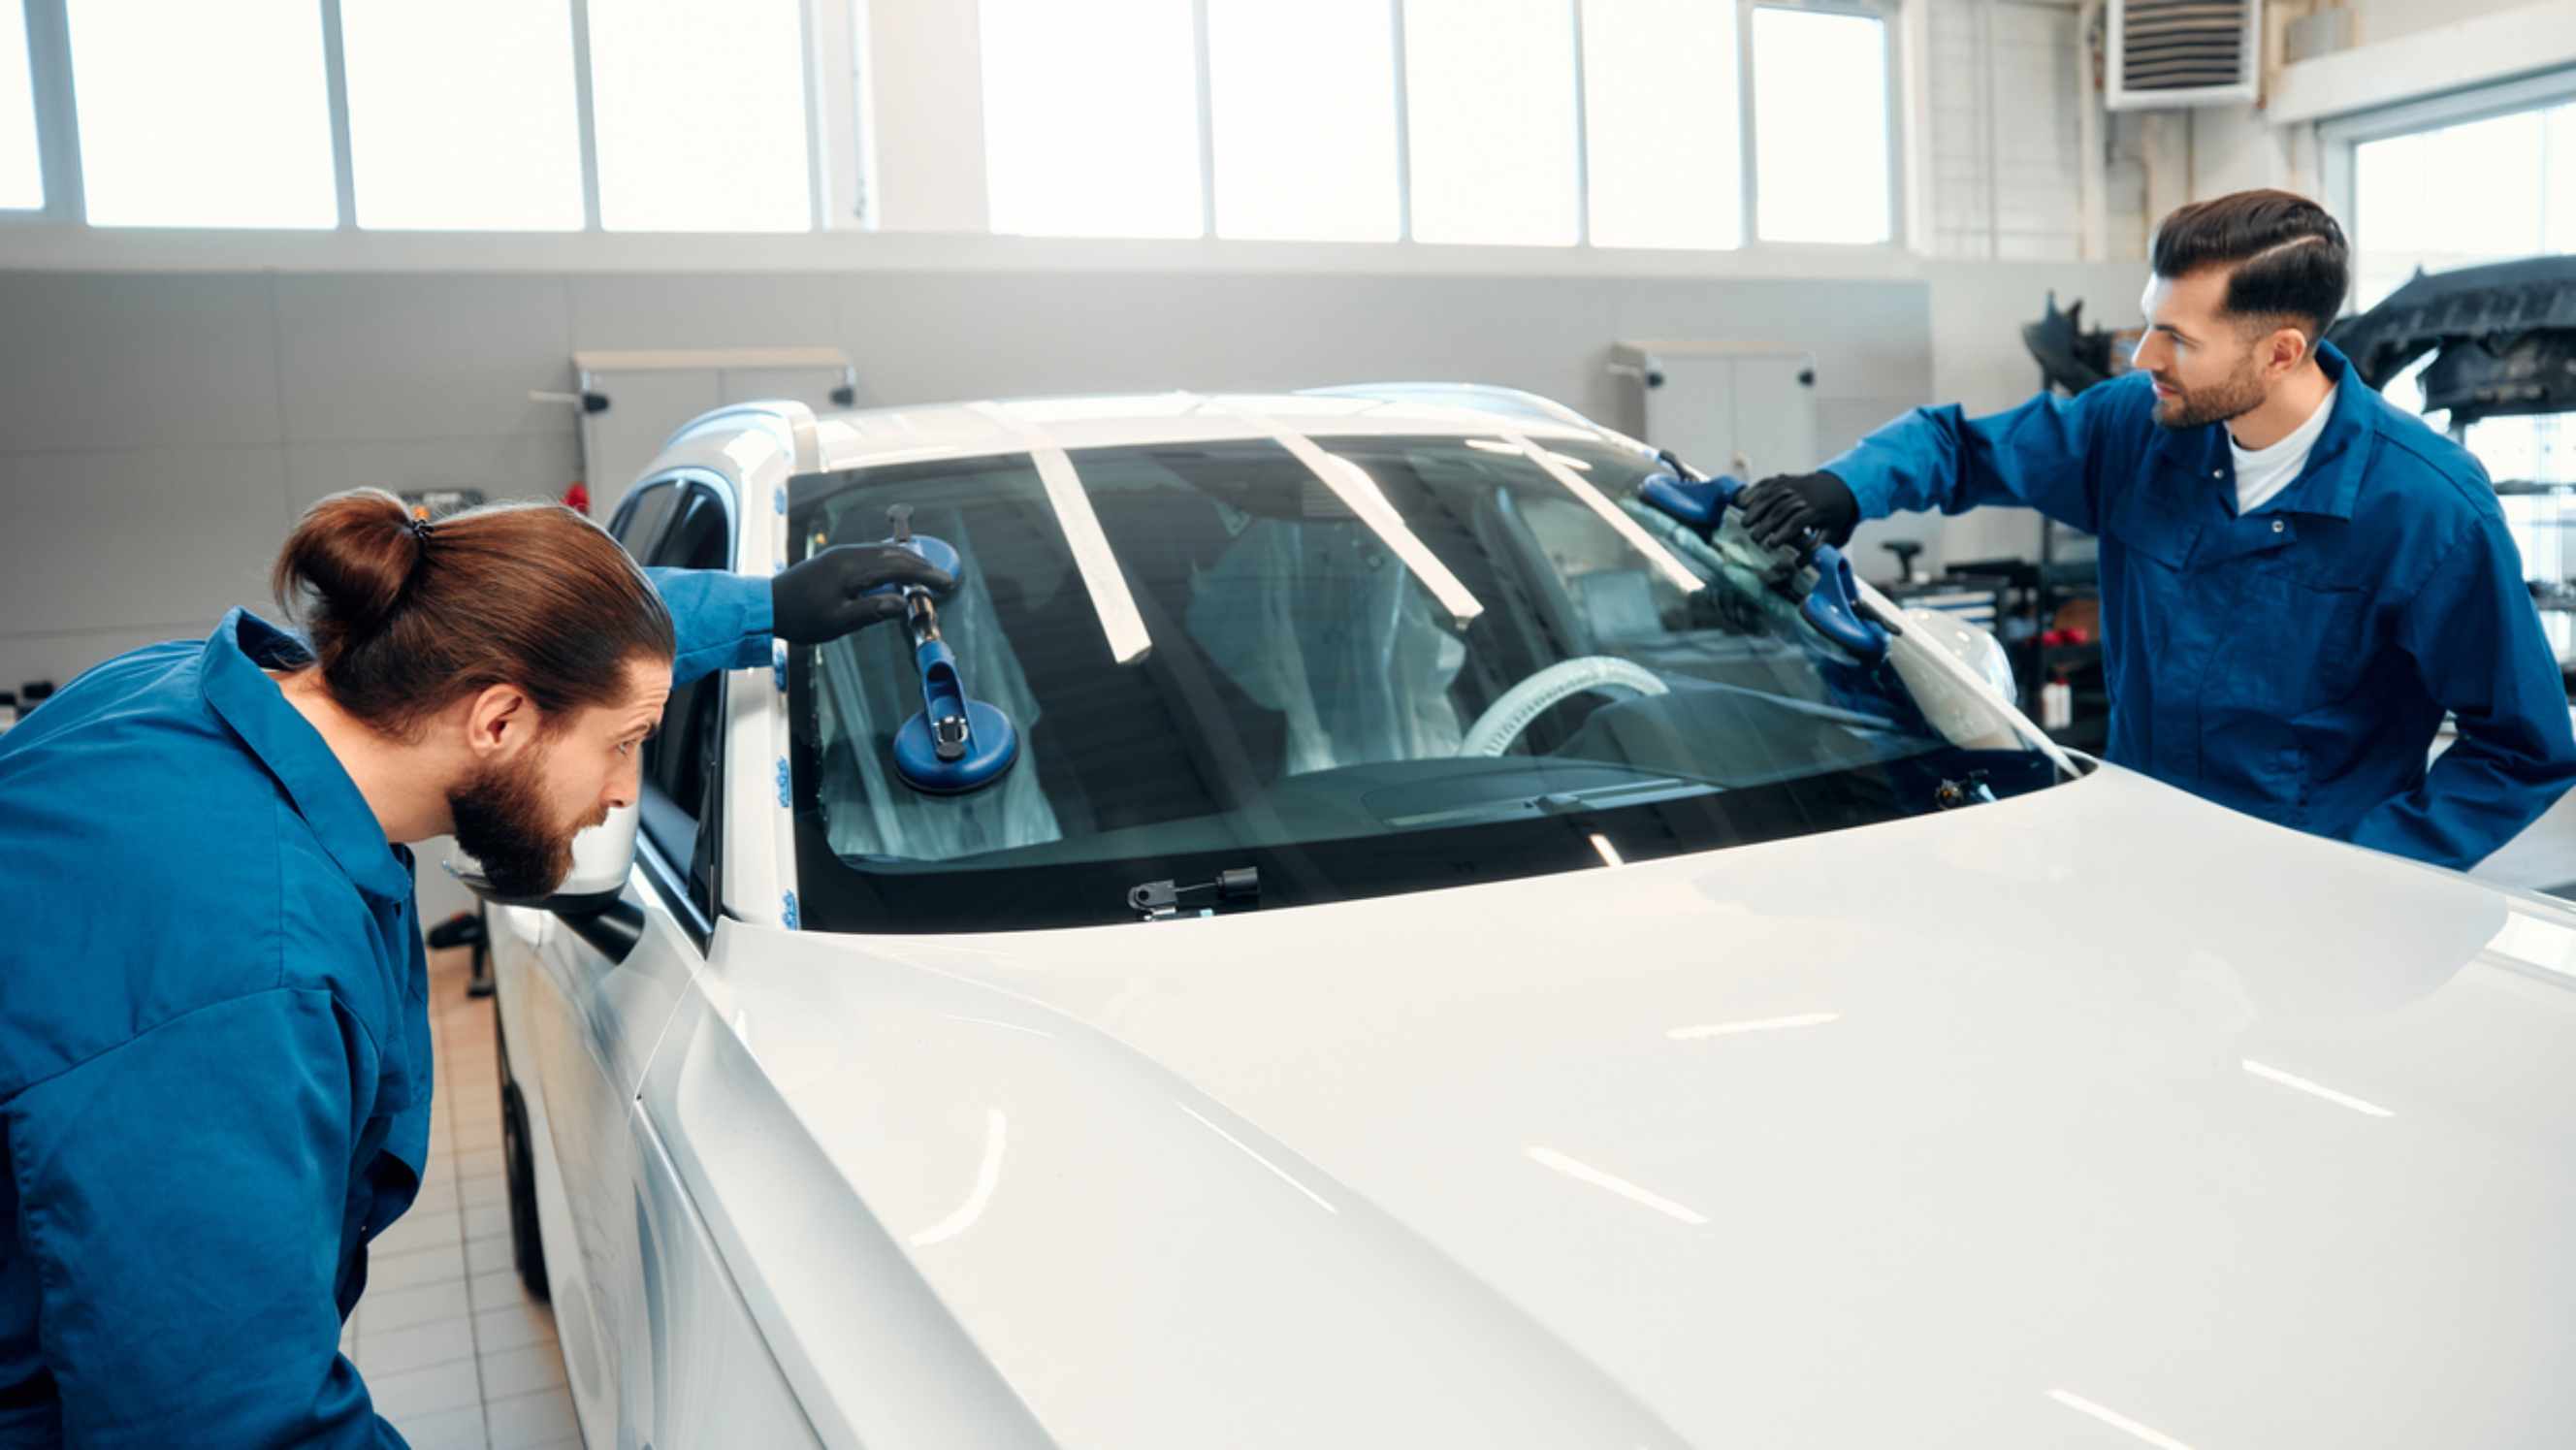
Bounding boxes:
[463,683,538,762]
[2268,325,2313,378]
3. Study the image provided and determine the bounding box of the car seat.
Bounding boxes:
[1183,514,1468,775]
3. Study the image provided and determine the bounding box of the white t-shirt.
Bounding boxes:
[2229,383,2337,516]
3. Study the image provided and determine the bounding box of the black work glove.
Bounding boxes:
[1739,471,1860,554]
[770,543,956,644]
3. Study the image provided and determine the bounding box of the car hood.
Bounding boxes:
[715,764,2576,1447]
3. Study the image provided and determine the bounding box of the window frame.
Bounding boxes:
[5,0,847,235]
[617,467,739,951]
[2320,71,2576,643]
[0,0,48,212]
[2318,66,2576,273]
[2,0,1915,262]
[1737,0,1906,250]
[607,476,681,557]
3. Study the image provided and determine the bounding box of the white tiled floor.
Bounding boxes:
[338,945,581,1450]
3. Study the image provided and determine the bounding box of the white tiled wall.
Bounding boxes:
[1921,0,2141,264]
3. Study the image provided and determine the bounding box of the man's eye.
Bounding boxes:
[616,739,636,757]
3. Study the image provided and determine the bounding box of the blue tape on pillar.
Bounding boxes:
[782,890,800,930]
[776,757,790,808]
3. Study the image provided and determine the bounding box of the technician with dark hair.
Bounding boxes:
[0,491,943,1445]
[1741,188,2576,870]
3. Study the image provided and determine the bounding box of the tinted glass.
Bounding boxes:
[639,487,731,900]
[611,480,682,556]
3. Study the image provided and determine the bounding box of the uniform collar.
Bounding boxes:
[199,609,414,902]
[2240,338,2373,520]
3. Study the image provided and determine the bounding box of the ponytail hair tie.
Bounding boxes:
[409,514,435,545]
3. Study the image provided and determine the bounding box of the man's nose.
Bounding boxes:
[604,757,641,812]
[2132,333,2166,371]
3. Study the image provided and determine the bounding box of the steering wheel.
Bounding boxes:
[1457,656,1670,757]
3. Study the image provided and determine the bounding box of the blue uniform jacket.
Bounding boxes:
[0,568,768,1446]
[1826,339,2576,870]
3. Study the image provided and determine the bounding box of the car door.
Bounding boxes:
[519,473,737,1442]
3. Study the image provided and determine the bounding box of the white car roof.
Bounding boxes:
[799,387,1628,474]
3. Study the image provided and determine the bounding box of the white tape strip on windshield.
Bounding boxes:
[1221,406,1486,628]
[967,402,1153,664]
[1493,429,1704,595]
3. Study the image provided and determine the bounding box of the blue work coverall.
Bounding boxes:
[1828,338,2576,870]
[0,569,768,1446]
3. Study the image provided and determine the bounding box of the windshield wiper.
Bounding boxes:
[1129,866,1261,921]
[1380,776,1724,830]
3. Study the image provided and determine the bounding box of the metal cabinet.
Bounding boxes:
[1608,340,1819,481]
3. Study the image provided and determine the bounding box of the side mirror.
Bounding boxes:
[1902,607,2017,701]
[444,802,639,918]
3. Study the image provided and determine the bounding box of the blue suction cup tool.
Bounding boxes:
[1797,543,1892,664]
[877,504,1020,794]
[870,503,961,599]
[1635,472,1751,535]
[892,639,1019,793]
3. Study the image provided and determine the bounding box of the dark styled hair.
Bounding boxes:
[2150,189,2350,342]
[273,489,675,737]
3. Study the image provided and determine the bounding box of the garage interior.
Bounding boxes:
[2,0,2574,1445]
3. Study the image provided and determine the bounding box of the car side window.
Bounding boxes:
[637,483,733,927]
[610,481,682,559]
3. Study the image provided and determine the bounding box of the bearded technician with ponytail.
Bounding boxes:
[0,491,944,1446]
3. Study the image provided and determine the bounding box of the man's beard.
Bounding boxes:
[2152,353,2267,431]
[450,751,579,901]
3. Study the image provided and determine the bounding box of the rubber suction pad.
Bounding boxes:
[891,640,1019,794]
[869,532,961,597]
[894,701,1019,793]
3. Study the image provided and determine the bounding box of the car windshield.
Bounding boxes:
[785,427,2070,931]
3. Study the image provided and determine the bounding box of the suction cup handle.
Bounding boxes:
[931,712,969,761]
[890,636,1022,794]
[1798,545,1891,662]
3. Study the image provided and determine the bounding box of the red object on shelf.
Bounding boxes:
[563,481,592,516]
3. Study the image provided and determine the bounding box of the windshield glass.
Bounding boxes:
[786,430,2069,931]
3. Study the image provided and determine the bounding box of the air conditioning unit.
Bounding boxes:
[2106,0,2261,110]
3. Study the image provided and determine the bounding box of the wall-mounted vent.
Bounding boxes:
[2107,0,2261,111]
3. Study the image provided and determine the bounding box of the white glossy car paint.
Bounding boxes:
[486,390,2576,1448]
[632,764,2576,1448]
